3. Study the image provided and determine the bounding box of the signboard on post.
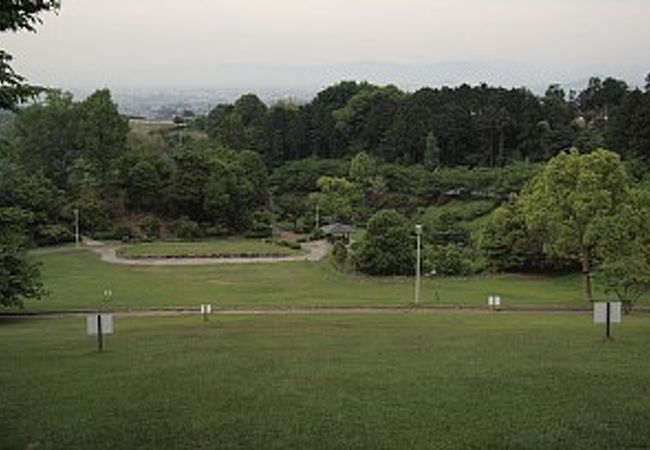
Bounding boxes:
[87,314,114,335]
[593,302,621,339]
[594,302,621,324]
[200,304,212,321]
[488,295,501,309]
[87,314,114,352]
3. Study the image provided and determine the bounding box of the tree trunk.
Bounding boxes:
[581,248,593,305]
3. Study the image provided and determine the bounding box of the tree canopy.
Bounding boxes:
[519,148,630,303]
[0,0,60,109]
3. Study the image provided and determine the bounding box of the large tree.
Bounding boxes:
[1,0,59,307]
[520,148,630,304]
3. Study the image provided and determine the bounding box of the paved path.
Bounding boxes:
[1,305,623,320]
[78,237,329,266]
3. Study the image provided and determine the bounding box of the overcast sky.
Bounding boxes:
[2,0,649,89]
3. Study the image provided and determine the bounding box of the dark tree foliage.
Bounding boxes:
[0,1,60,109]
[0,207,45,307]
[207,76,650,168]
[354,209,414,276]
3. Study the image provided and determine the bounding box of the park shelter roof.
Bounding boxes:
[320,223,355,236]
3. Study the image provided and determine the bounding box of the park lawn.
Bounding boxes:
[1,313,650,449]
[19,250,616,311]
[115,238,303,259]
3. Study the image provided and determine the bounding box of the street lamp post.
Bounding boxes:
[74,208,80,247]
[415,224,423,304]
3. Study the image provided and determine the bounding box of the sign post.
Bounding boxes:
[487,295,501,310]
[201,304,212,321]
[87,314,114,352]
[593,302,622,339]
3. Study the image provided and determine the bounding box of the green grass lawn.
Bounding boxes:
[2,313,649,449]
[19,250,620,311]
[115,238,303,259]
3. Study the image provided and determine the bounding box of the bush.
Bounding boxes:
[204,224,230,238]
[245,221,273,239]
[332,242,348,267]
[266,238,302,250]
[34,224,74,246]
[115,226,135,241]
[91,230,119,241]
[425,243,472,276]
[141,216,161,240]
[169,217,202,239]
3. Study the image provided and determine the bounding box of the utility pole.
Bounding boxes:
[415,224,422,304]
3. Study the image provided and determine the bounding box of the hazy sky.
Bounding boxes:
[2,0,649,89]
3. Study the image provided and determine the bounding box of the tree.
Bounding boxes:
[424,132,440,168]
[354,209,414,275]
[1,1,60,110]
[479,199,545,272]
[308,176,359,223]
[596,188,650,313]
[12,90,80,186]
[0,207,45,307]
[77,89,129,178]
[349,151,377,184]
[520,148,630,304]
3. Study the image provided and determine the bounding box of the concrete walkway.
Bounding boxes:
[80,237,329,266]
[0,305,609,319]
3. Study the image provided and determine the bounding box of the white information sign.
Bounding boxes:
[488,295,501,307]
[200,304,212,314]
[593,302,621,324]
[86,314,114,335]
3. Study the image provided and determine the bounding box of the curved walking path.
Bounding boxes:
[81,237,329,266]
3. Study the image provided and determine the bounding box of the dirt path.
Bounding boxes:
[80,237,329,266]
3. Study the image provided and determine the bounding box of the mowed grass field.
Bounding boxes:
[1,313,650,449]
[116,239,303,259]
[20,249,604,311]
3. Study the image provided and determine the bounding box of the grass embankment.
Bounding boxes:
[23,250,602,311]
[1,313,649,449]
[115,239,303,259]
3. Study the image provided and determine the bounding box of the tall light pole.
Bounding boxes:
[415,224,422,304]
[74,208,80,247]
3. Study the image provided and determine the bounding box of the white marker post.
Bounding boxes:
[594,302,621,339]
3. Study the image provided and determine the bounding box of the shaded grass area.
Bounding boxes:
[20,250,607,311]
[116,239,302,259]
[1,313,649,449]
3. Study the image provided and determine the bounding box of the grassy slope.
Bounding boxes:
[22,250,607,311]
[116,239,302,258]
[1,314,649,449]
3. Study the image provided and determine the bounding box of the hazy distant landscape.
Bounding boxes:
[67,61,649,118]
